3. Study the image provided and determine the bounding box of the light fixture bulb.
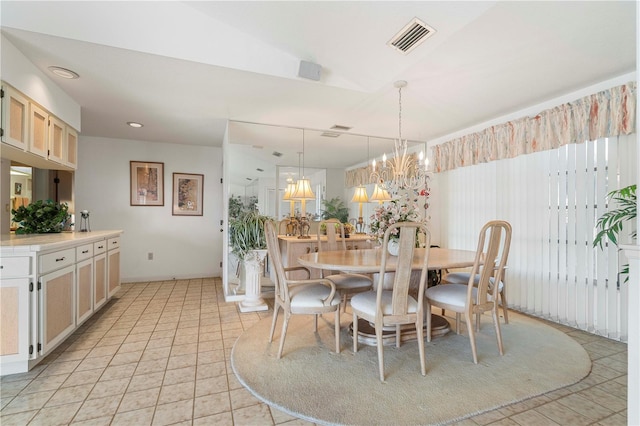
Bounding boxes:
[127,122,144,128]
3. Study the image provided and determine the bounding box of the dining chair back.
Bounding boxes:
[425,220,512,364]
[265,220,341,358]
[351,221,431,382]
[317,219,372,311]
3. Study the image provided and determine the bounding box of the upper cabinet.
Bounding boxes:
[1,82,78,171]
[1,85,29,150]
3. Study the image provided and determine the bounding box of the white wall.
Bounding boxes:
[75,136,223,282]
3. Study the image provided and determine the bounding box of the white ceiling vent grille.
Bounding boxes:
[388,18,436,55]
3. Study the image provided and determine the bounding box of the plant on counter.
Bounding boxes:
[229,210,272,259]
[11,199,72,234]
[319,221,354,236]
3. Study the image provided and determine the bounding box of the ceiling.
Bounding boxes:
[1,1,636,186]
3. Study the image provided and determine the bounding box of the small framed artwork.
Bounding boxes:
[172,173,204,216]
[130,161,164,206]
[14,182,22,195]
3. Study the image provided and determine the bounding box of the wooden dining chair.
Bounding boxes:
[317,219,372,312]
[351,221,431,382]
[265,220,342,359]
[425,220,512,364]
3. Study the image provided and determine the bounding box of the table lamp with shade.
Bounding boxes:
[291,130,315,239]
[351,185,369,234]
[282,179,298,236]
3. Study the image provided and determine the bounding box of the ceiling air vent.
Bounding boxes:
[321,132,341,138]
[330,124,352,131]
[388,18,436,55]
[272,151,283,157]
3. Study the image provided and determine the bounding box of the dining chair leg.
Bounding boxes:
[455,313,461,334]
[493,308,504,356]
[376,323,385,382]
[416,314,426,376]
[314,314,318,332]
[277,312,291,359]
[500,286,509,324]
[343,293,348,313]
[465,313,478,364]
[334,309,341,354]
[353,312,359,353]
[426,303,432,342]
[396,324,401,348]
[269,304,280,343]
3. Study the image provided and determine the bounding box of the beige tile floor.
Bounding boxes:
[0,278,627,425]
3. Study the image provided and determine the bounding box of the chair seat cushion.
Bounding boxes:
[290,284,341,309]
[325,273,372,290]
[351,291,419,317]
[425,283,468,309]
[444,272,503,290]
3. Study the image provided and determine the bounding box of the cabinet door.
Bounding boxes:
[29,103,48,158]
[0,278,31,365]
[94,253,107,309]
[40,265,75,354]
[1,85,29,150]
[76,258,93,325]
[66,127,78,169]
[48,115,65,164]
[107,248,120,298]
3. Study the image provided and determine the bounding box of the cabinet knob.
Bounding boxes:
[82,250,89,254]
[55,257,65,262]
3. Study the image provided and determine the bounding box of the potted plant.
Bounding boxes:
[229,210,273,312]
[593,184,637,282]
[11,200,71,234]
[321,197,349,223]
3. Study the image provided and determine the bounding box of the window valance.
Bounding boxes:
[432,82,636,172]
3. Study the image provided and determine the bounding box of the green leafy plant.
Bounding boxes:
[229,210,272,259]
[593,184,636,282]
[321,197,349,223]
[12,200,71,234]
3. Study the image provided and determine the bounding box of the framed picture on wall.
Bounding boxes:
[130,161,164,206]
[172,173,204,216]
[14,182,22,195]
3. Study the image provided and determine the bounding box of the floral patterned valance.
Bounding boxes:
[432,82,636,172]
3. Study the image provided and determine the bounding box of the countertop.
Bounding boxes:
[1,230,123,253]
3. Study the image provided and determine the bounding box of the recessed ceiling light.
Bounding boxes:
[127,122,144,128]
[48,66,80,79]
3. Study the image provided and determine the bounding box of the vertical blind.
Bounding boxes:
[439,134,636,341]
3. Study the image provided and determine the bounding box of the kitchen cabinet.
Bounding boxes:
[0,81,78,171]
[1,84,29,150]
[107,237,120,298]
[0,231,122,375]
[29,102,49,159]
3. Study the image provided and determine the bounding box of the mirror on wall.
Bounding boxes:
[223,121,428,300]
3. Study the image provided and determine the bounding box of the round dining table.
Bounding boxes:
[297,246,478,346]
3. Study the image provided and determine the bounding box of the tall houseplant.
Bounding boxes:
[229,210,273,312]
[593,184,637,282]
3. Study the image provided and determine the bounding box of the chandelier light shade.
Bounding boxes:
[369,183,392,204]
[370,80,430,194]
[351,185,369,233]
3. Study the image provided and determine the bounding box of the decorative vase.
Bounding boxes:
[387,240,399,256]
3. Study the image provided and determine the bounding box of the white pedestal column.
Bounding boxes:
[238,249,269,313]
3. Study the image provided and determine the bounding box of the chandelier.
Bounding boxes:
[370,80,430,194]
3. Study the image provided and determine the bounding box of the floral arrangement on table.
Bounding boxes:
[369,190,427,243]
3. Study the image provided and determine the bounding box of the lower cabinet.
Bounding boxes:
[0,231,122,375]
[40,264,76,354]
[0,278,31,363]
[94,253,107,310]
[76,258,93,325]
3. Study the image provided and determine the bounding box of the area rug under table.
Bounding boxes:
[231,311,590,426]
